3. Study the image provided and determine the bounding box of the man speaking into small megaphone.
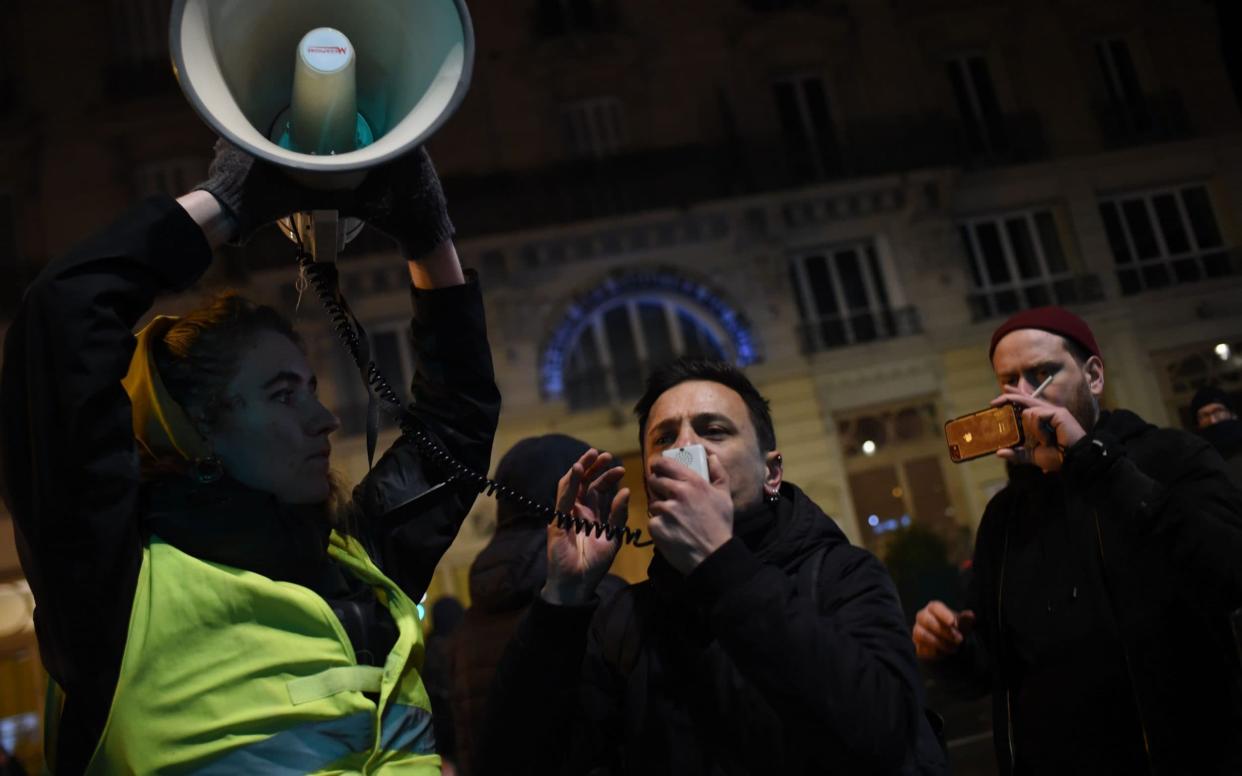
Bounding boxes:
[0,3,507,774]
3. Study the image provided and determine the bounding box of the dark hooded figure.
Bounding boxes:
[422,597,466,768]
[1191,385,1242,489]
[447,434,624,775]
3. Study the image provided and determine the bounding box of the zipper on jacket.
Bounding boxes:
[1092,510,1156,775]
[997,523,1016,771]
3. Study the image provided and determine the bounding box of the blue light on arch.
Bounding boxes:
[540,269,758,398]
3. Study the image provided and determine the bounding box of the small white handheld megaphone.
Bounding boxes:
[169,0,474,261]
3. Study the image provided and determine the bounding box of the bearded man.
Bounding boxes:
[913,307,1242,776]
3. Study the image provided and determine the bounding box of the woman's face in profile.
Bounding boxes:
[206,330,341,504]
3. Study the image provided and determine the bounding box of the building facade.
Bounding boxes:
[2,0,1242,765]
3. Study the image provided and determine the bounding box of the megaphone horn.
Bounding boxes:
[170,0,474,260]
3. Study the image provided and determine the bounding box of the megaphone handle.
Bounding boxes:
[309,210,342,263]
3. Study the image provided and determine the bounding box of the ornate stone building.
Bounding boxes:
[2,0,1242,765]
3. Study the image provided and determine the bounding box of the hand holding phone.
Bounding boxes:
[994,383,1090,473]
[945,375,1056,463]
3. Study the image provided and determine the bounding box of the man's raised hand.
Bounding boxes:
[541,449,629,606]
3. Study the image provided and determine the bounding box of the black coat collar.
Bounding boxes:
[142,475,334,589]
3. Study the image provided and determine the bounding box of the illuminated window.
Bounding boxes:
[837,401,964,556]
[562,298,726,410]
[542,271,757,410]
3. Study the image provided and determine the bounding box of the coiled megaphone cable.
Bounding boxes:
[289,223,652,549]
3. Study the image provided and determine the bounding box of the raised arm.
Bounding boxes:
[0,194,217,691]
[344,148,501,601]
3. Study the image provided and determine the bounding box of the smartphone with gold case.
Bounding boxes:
[945,404,1024,463]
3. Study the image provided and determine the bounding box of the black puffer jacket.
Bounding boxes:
[481,482,947,775]
[931,409,1242,775]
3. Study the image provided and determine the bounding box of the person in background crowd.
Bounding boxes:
[482,359,946,775]
[914,306,1242,776]
[444,434,625,776]
[1191,385,1242,488]
[423,597,465,774]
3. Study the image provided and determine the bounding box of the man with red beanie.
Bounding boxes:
[913,306,1242,775]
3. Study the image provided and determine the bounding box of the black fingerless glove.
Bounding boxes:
[195,140,453,254]
[347,146,454,258]
[193,139,307,244]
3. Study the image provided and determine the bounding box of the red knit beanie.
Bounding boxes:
[988,306,1102,362]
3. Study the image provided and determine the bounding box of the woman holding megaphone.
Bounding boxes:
[0,142,499,774]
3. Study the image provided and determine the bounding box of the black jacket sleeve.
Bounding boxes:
[476,597,609,776]
[1066,426,1242,615]
[0,196,212,690]
[683,538,924,772]
[348,273,500,602]
[921,501,997,701]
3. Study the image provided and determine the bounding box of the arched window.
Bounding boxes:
[542,271,757,410]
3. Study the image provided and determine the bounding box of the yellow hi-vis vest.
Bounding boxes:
[82,532,439,775]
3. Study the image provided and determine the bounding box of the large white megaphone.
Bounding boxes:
[170,0,474,262]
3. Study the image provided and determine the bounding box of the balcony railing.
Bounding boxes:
[1093,90,1191,149]
[444,145,741,237]
[1116,248,1242,296]
[796,305,922,355]
[445,114,1048,237]
[967,274,1104,322]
